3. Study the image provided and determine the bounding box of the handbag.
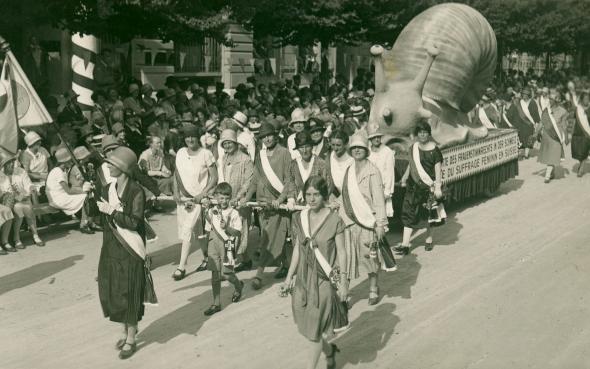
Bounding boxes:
[426,192,447,227]
[374,238,397,272]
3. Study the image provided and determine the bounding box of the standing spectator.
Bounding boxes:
[123,83,145,117]
[22,36,49,99]
[0,155,45,247]
[368,128,395,218]
[58,90,86,127]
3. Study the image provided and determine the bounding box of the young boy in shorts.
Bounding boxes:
[203,182,245,316]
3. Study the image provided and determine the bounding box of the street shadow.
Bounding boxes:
[533,166,570,180]
[149,242,181,270]
[333,303,400,368]
[137,274,276,350]
[348,253,421,308]
[572,161,589,175]
[0,255,84,295]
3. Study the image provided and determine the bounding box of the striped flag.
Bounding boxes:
[0,57,18,155]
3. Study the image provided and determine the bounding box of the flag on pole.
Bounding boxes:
[3,51,53,128]
[0,57,18,155]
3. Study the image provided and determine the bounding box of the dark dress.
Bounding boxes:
[402,146,443,229]
[98,180,147,325]
[571,107,590,161]
[291,210,345,341]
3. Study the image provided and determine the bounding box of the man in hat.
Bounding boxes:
[368,126,396,218]
[58,90,87,127]
[243,123,292,289]
[141,83,157,112]
[287,108,308,159]
[213,82,229,110]
[188,84,208,115]
[218,129,254,272]
[158,88,178,121]
[308,117,330,160]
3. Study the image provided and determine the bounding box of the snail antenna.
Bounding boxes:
[370,45,387,93]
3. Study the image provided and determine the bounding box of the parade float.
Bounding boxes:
[369,3,519,202]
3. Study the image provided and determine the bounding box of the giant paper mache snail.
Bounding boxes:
[368,3,497,150]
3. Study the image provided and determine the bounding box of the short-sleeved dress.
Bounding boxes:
[205,206,242,274]
[291,210,344,342]
[402,146,443,229]
[46,167,87,215]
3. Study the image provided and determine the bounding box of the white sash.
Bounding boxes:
[478,107,496,129]
[547,108,564,145]
[260,147,284,194]
[300,209,332,276]
[575,105,590,139]
[345,162,376,229]
[101,163,116,184]
[287,134,300,159]
[217,141,226,182]
[502,112,514,128]
[108,182,146,260]
[520,100,536,125]
[295,156,315,201]
[208,208,230,241]
[412,143,447,220]
[330,152,353,193]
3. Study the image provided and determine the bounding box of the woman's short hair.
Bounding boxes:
[303,175,329,201]
[214,182,232,197]
[414,120,432,136]
[330,129,349,145]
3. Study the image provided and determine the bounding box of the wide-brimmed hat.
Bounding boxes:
[55,148,73,163]
[309,117,325,133]
[481,94,491,102]
[105,146,137,175]
[79,125,94,139]
[521,87,532,96]
[111,122,125,135]
[204,119,218,132]
[24,131,42,147]
[219,129,238,146]
[232,111,248,128]
[141,83,153,94]
[348,134,369,154]
[101,134,120,152]
[289,108,307,126]
[154,107,166,118]
[318,101,329,111]
[350,105,365,117]
[128,83,139,93]
[73,146,91,160]
[257,123,276,139]
[294,131,313,149]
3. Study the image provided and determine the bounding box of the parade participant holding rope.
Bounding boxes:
[339,134,390,306]
[96,146,157,360]
[397,121,445,255]
[538,89,568,183]
[283,176,348,369]
[172,125,218,280]
[217,129,255,273]
[202,182,244,316]
[243,123,292,290]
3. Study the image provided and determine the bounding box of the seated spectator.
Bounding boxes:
[111,122,127,146]
[0,155,45,247]
[0,195,14,254]
[139,136,174,211]
[45,148,95,234]
[20,131,51,202]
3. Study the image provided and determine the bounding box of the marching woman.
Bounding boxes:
[538,89,569,183]
[96,146,157,360]
[327,130,354,202]
[338,134,390,305]
[572,92,590,177]
[283,175,348,369]
[508,87,537,159]
[396,121,446,255]
[172,125,218,280]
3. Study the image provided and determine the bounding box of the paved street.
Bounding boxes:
[2,147,590,369]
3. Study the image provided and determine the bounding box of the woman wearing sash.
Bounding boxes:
[243,123,292,290]
[396,121,445,255]
[327,130,354,201]
[339,134,388,306]
[96,146,158,360]
[538,89,569,183]
[572,92,590,177]
[283,176,348,369]
[172,125,218,280]
[509,87,537,159]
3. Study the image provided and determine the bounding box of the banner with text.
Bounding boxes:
[441,130,519,184]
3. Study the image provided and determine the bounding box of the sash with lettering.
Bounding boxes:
[254,146,284,198]
[341,162,376,229]
[107,182,158,305]
[294,156,315,201]
[575,105,590,139]
[408,143,447,222]
[299,209,349,332]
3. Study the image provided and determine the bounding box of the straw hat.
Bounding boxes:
[55,148,73,164]
[348,134,369,154]
[73,146,91,161]
[105,146,137,175]
[232,111,248,128]
[367,122,384,139]
[24,131,42,147]
[350,105,365,117]
[219,129,238,146]
[204,119,218,132]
